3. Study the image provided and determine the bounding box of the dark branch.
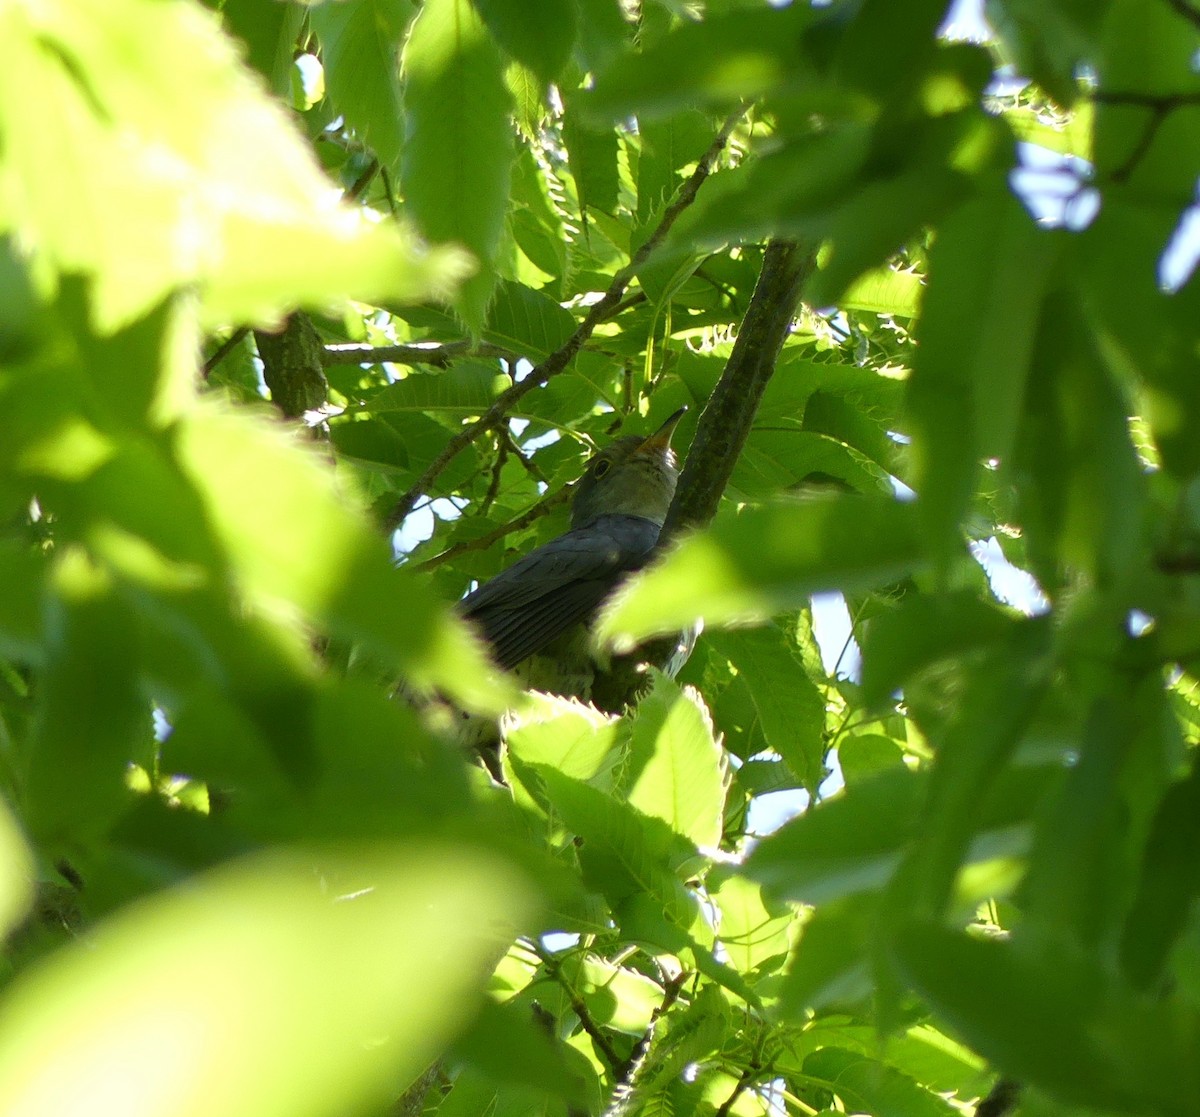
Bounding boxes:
[254,312,329,421]
[1163,0,1200,29]
[976,1078,1021,1117]
[663,239,816,539]
[383,108,746,534]
[203,327,250,379]
[1091,90,1200,184]
[533,942,627,1075]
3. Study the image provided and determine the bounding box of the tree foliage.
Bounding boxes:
[1,1,1199,1115]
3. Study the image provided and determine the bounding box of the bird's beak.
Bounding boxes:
[639,406,687,452]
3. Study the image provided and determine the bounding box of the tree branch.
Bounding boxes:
[254,312,329,421]
[322,340,516,367]
[533,942,627,1075]
[663,239,817,538]
[383,108,746,534]
[409,486,573,572]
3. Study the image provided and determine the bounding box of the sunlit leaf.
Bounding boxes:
[0,845,536,1117]
[402,0,514,330]
[0,0,467,331]
[599,496,925,645]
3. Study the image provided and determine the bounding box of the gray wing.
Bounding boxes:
[459,515,661,670]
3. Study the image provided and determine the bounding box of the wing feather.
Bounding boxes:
[459,515,661,669]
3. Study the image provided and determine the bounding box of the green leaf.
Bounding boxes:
[860,591,1016,708]
[894,923,1200,1113]
[212,0,304,94]
[804,1047,960,1117]
[598,495,926,645]
[1021,680,1168,950]
[623,675,725,851]
[582,6,818,122]
[705,626,827,793]
[471,0,576,84]
[779,894,877,1013]
[505,693,625,800]
[887,620,1052,920]
[452,995,589,1103]
[710,871,794,978]
[907,188,1059,568]
[0,844,536,1117]
[311,0,413,171]
[175,403,506,712]
[531,766,698,926]
[745,768,925,906]
[24,552,148,843]
[0,543,47,659]
[0,0,465,331]
[0,797,33,942]
[402,0,515,330]
[1121,757,1200,990]
[562,94,620,218]
[485,280,577,358]
[368,361,512,414]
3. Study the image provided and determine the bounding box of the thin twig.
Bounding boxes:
[533,942,627,1075]
[407,486,572,572]
[202,327,250,379]
[714,1065,757,1117]
[502,428,549,484]
[384,108,747,533]
[322,340,516,367]
[480,435,508,514]
[1091,90,1200,183]
[346,158,380,202]
[600,971,689,1117]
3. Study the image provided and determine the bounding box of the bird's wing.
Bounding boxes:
[459,515,660,669]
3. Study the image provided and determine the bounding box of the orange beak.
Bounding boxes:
[638,406,687,452]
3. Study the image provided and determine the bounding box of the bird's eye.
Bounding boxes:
[593,458,612,478]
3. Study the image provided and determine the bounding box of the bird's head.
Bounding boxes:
[571,407,686,529]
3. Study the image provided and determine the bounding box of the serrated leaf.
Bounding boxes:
[505,692,623,785]
[710,872,794,977]
[562,95,620,218]
[471,0,576,84]
[706,626,826,793]
[0,0,466,331]
[368,361,512,413]
[485,280,576,358]
[624,675,725,851]
[402,0,515,330]
[311,0,413,170]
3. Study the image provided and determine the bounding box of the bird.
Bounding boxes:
[458,407,689,706]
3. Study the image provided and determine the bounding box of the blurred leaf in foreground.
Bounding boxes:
[0,844,535,1117]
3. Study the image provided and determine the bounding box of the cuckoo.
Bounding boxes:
[459,407,690,707]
